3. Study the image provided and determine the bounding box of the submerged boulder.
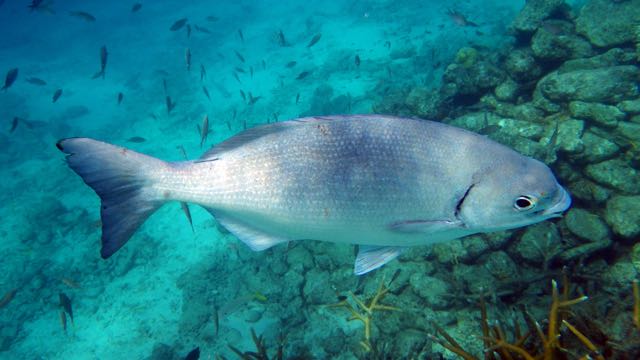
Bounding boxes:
[511,0,568,37]
[536,65,640,104]
[531,20,593,61]
[605,195,640,238]
[576,0,640,48]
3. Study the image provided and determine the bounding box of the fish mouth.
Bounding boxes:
[541,185,571,218]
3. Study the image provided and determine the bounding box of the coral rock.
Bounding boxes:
[569,101,624,128]
[605,195,640,238]
[576,0,640,48]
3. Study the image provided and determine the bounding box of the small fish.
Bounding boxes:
[0,289,17,308]
[61,278,81,289]
[59,292,74,325]
[239,90,246,101]
[185,48,192,71]
[253,292,267,302]
[117,92,123,105]
[200,114,209,147]
[2,68,18,90]
[250,66,253,78]
[213,305,219,336]
[206,15,219,22]
[446,9,478,27]
[127,136,146,143]
[170,18,188,31]
[10,117,19,133]
[163,78,168,94]
[194,25,212,34]
[247,92,261,105]
[200,64,206,81]
[202,86,211,101]
[285,61,296,68]
[355,54,361,67]
[237,29,244,42]
[306,33,322,48]
[261,59,266,70]
[296,71,310,80]
[52,89,63,103]
[166,96,175,114]
[186,24,192,38]
[28,0,52,13]
[26,77,46,86]
[59,310,67,334]
[295,92,300,104]
[233,72,240,83]
[234,66,246,74]
[177,145,188,160]
[384,40,391,49]
[131,3,142,12]
[69,11,96,22]
[234,50,245,63]
[92,46,108,79]
[181,202,194,232]
[389,269,402,285]
[185,347,200,360]
[276,29,288,46]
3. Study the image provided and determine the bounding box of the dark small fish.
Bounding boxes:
[206,15,219,22]
[306,33,321,48]
[59,311,67,334]
[337,295,347,301]
[117,92,123,105]
[384,40,391,49]
[200,114,209,147]
[261,59,266,70]
[186,24,192,38]
[479,124,501,135]
[237,29,244,42]
[127,136,146,143]
[355,54,360,67]
[233,72,240,83]
[131,3,142,12]
[194,25,212,34]
[69,11,96,22]
[28,0,52,13]
[181,202,194,232]
[10,117,19,133]
[170,18,188,31]
[2,68,18,90]
[0,288,17,308]
[26,77,46,86]
[163,78,168,94]
[247,92,261,105]
[232,108,237,121]
[239,90,246,101]
[234,50,245,63]
[285,61,296,68]
[185,347,200,360]
[166,96,174,114]
[276,29,288,46]
[234,66,245,74]
[92,46,108,79]
[177,145,188,160]
[52,89,62,103]
[200,64,206,81]
[59,292,73,324]
[295,92,300,104]
[185,48,192,71]
[389,269,402,285]
[296,71,310,80]
[250,66,253,78]
[213,305,219,336]
[20,118,47,129]
[202,86,211,101]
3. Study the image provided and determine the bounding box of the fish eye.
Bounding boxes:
[514,195,536,211]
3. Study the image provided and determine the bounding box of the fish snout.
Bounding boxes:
[541,185,571,218]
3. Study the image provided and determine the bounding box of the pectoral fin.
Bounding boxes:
[388,219,462,233]
[354,245,405,275]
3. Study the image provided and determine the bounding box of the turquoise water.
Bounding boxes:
[1,0,639,359]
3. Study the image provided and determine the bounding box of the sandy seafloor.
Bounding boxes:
[0,0,591,359]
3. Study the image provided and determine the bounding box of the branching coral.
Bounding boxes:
[326,278,400,352]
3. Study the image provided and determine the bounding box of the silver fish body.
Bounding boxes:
[58,115,570,274]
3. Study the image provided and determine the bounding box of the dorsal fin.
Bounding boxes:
[198,115,402,160]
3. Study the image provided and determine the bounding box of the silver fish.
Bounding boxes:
[57,115,571,274]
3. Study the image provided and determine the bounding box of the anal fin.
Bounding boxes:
[207,209,289,251]
[354,245,405,275]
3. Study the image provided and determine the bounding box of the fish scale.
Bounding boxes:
[58,115,571,273]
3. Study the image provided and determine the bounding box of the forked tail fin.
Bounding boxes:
[57,138,170,258]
